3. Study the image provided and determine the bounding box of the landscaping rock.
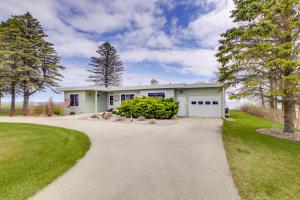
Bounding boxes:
[114,116,126,121]
[137,116,145,121]
[149,119,156,124]
[91,114,99,119]
[257,128,300,141]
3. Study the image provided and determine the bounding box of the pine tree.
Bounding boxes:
[87,42,124,87]
[13,12,63,114]
[216,0,300,133]
[0,17,26,115]
[0,13,63,115]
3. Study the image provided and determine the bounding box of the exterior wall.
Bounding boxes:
[64,91,89,115]
[97,91,107,112]
[107,90,140,109]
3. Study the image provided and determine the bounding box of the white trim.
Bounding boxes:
[146,90,166,98]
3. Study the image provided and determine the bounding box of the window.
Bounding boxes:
[121,94,135,102]
[148,92,165,98]
[109,95,114,106]
[198,101,203,105]
[205,101,211,105]
[213,101,218,105]
[191,101,197,105]
[70,94,79,106]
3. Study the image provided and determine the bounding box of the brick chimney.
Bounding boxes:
[150,79,158,85]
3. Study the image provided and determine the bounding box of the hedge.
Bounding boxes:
[117,96,179,119]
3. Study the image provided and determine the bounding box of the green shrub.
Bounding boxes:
[70,111,76,115]
[117,97,179,119]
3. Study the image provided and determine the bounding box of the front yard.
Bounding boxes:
[0,123,90,200]
[223,111,300,200]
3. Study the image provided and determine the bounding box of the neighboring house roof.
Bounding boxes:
[57,82,223,92]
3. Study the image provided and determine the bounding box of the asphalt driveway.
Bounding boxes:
[0,116,240,200]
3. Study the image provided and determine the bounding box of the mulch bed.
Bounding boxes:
[257,128,300,141]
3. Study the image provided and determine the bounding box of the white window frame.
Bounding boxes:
[70,93,79,107]
[120,93,135,102]
[147,91,166,98]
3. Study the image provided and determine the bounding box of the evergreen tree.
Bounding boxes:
[0,18,26,115]
[216,0,300,133]
[13,12,63,114]
[0,12,63,115]
[87,42,124,87]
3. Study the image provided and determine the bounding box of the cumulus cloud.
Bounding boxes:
[0,0,234,84]
[121,48,218,76]
[187,0,234,48]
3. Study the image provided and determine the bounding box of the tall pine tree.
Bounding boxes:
[0,17,26,115]
[87,42,124,87]
[0,12,64,115]
[14,12,63,114]
[216,0,300,133]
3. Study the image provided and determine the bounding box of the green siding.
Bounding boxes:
[64,91,88,114]
[97,91,107,112]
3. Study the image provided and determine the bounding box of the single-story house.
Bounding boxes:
[58,80,225,118]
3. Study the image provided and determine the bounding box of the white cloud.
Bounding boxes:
[187,0,234,48]
[0,0,234,84]
[121,48,218,76]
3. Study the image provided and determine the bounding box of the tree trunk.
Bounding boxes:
[22,90,30,116]
[259,84,265,106]
[283,97,295,133]
[269,77,275,109]
[10,84,16,116]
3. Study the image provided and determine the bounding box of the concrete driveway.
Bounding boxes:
[0,116,240,200]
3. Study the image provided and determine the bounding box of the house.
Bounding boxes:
[58,81,225,118]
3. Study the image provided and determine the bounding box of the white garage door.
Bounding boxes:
[188,95,222,117]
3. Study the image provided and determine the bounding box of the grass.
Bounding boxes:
[0,123,90,200]
[223,111,300,200]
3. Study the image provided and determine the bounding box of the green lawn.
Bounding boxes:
[0,123,90,200]
[223,111,300,200]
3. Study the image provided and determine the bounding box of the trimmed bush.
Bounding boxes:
[117,96,179,119]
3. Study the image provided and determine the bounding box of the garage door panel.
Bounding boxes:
[188,95,222,117]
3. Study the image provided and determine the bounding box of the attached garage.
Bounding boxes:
[176,86,224,118]
[188,95,222,117]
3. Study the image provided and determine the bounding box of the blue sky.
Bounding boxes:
[0,0,234,102]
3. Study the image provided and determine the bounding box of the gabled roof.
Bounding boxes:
[57,82,223,92]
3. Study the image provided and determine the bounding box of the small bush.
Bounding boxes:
[117,96,179,119]
[70,111,76,115]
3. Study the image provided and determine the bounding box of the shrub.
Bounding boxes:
[117,96,179,119]
[70,111,76,115]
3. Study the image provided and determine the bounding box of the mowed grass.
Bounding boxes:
[223,111,300,200]
[0,123,90,200]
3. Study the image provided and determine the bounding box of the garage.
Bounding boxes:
[188,95,222,117]
[177,95,223,118]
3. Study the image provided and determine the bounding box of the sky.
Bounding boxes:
[0,0,234,102]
